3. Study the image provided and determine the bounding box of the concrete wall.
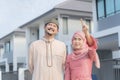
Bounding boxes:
[2,71,18,80]
[13,35,26,71]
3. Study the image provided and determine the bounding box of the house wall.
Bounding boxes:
[0,48,4,59]
[3,37,13,63]
[92,0,120,80]
[13,35,26,71]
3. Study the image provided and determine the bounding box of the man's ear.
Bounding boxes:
[44,26,46,29]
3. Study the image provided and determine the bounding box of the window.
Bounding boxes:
[62,17,68,34]
[114,68,120,80]
[115,0,120,13]
[5,41,10,53]
[106,0,114,16]
[85,19,92,33]
[37,29,39,40]
[97,0,105,19]
[96,0,120,20]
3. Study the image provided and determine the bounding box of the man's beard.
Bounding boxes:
[47,32,52,36]
[45,30,53,36]
[46,28,54,36]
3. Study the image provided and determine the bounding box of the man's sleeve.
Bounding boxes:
[28,43,34,74]
[62,43,67,70]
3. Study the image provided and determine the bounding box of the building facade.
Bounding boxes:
[92,0,120,80]
[0,28,26,72]
[20,0,93,68]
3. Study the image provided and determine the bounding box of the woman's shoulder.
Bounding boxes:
[66,53,73,62]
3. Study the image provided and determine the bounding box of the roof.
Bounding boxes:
[19,0,92,29]
[0,28,25,42]
[55,0,92,12]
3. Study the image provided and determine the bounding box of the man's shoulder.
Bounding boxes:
[30,40,43,45]
[55,39,65,45]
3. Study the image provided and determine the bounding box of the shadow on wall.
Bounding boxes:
[24,70,32,80]
[2,71,18,80]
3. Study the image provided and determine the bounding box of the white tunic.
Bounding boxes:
[28,38,66,80]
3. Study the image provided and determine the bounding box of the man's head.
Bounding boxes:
[44,22,59,36]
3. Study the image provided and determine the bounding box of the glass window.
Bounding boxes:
[5,41,10,53]
[97,0,105,19]
[37,29,39,40]
[62,17,68,34]
[85,19,92,33]
[115,0,120,13]
[106,0,115,16]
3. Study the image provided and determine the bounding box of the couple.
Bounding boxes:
[28,19,100,80]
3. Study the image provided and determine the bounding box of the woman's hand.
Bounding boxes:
[80,18,89,34]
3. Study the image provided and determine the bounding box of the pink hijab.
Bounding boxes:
[71,31,90,60]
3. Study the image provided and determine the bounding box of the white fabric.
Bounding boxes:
[28,38,66,80]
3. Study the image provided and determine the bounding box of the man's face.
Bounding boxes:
[44,22,58,36]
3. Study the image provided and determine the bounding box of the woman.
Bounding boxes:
[65,19,100,80]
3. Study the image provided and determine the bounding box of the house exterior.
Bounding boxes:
[0,28,26,72]
[20,0,93,68]
[0,43,4,60]
[92,0,120,80]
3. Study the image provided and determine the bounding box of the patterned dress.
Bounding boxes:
[65,34,100,80]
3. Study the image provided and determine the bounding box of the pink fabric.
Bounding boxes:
[72,32,89,56]
[65,32,100,80]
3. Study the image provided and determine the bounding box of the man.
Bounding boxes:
[28,21,66,80]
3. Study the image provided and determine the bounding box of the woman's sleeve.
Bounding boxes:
[87,35,98,50]
[88,36,100,68]
[93,52,100,68]
[88,50,100,69]
[28,43,34,74]
[65,56,71,80]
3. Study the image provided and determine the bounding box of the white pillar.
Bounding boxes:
[26,28,31,68]
[0,70,2,80]
[39,21,44,39]
[118,32,120,47]
[13,58,17,71]
[5,62,9,72]
[18,68,27,80]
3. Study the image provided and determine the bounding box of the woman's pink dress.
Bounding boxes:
[65,35,100,80]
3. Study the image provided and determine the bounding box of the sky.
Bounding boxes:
[0,0,66,38]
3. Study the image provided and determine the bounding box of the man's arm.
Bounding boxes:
[28,43,34,74]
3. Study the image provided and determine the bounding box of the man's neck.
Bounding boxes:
[44,35,54,40]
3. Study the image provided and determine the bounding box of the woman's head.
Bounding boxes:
[72,31,87,51]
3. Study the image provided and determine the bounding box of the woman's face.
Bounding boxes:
[72,34,84,50]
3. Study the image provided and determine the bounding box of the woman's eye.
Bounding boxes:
[78,38,81,40]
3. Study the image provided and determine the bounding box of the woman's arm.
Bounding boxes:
[65,56,71,80]
[80,19,97,48]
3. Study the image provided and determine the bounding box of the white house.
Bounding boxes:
[0,28,26,72]
[0,43,4,60]
[20,0,93,67]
